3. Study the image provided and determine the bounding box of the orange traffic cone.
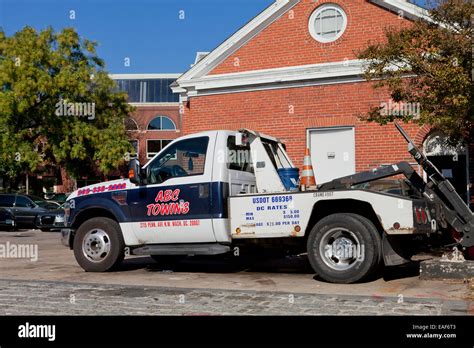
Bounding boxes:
[300,148,316,189]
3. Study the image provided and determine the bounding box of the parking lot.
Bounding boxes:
[0,230,472,316]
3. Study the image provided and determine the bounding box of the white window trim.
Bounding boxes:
[146,139,173,159]
[308,4,347,44]
[147,116,177,131]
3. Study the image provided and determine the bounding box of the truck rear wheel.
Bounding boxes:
[307,213,382,283]
[73,217,125,272]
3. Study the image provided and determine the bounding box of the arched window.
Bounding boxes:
[124,117,139,132]
[147,116,176,131]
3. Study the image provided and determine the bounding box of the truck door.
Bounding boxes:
[128,135,217,244]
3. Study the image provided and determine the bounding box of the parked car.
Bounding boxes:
[44,193,70,204]
[0,193,61,230]
[35,204,65,232]
[0,207,15,231]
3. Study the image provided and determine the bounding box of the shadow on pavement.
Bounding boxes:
[383,262,420,281]
[120,253,422,283]
[120,254,315,275]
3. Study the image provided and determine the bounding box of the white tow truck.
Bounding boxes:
[61,124,473,283]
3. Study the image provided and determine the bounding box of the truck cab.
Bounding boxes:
[62,129,296,268]
[126,130,259,245]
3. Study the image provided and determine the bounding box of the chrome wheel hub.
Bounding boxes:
[82,229,111,262]
[319,228,364,271]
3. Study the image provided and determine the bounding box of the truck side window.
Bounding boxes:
[146,136,209,184]
[227,136,254,173]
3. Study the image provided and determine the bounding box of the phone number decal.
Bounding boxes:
[77,183,127,196]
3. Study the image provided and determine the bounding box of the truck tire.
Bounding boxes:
[307,213,382,283]
[73,217,125,272]
[347,213,384,272]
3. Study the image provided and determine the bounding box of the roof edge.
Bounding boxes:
[177,0,300,83]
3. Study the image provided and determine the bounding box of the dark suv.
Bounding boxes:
[0,194,60,230]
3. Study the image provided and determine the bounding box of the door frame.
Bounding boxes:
[306,126,355,148]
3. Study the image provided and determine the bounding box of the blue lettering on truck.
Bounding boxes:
[247,195,300,227]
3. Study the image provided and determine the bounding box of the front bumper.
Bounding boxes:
[61,228,75,248]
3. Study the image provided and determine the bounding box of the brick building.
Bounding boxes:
[111,74,182,166]
[172,0,472,205]
[55,74,182,192]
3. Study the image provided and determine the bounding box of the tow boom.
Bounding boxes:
[319,123,473,248]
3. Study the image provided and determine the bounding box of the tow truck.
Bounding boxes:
[61,123,473,283]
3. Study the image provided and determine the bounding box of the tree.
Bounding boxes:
[0,26,134,181]
[358,0,472,143]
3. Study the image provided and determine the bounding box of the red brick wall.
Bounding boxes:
[127,105,181,164]
[182,82,422,173]
[210,0,410,75]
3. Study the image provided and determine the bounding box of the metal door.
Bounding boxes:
[308,127,356,184]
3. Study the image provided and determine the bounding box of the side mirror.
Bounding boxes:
[128,158,143,185]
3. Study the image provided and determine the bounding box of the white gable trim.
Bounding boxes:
[173,0,429,97]
[177,0,300,82]
[369,0,430,21]
[177,59,366,95]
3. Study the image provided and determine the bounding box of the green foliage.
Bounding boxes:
[358,0,472,142]
[0,26,134,178]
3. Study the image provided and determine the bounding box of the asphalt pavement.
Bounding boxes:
[0,230,472,315]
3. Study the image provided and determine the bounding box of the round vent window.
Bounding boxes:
[309,4,347,43]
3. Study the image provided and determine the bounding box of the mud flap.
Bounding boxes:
[382,233,412,266]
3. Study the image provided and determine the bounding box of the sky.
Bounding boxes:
[0,0,427,74]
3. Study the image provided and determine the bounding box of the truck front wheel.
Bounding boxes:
[307,213,382,283]
[73,217,125,272]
